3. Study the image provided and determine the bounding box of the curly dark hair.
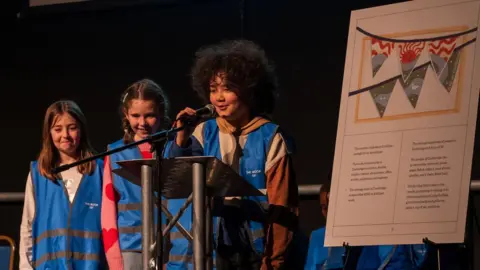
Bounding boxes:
[191,39,278,116]
[120,78,171,143]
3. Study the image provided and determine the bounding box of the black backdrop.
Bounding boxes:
[3,0,480,268]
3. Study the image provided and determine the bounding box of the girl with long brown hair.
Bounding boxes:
[19,100,106,269]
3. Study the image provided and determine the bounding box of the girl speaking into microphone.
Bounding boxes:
[169,39,299,270]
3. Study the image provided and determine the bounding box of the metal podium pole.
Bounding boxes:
[193,162,205,270]
[141,164,154,270]
[205,197,213,270]
[153,149,164,270]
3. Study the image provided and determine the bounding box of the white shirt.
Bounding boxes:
[18,166,83,270]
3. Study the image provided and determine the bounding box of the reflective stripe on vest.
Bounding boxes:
[169,254,192,264]
[33,229,101,245]
[116,202,160,236]
[168,253,217,267]
[117,203,142,211]
[30,159,104,270]
[32,252,101,268]
[170,231,189,240]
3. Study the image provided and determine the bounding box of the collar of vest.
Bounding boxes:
[216,116,271,135]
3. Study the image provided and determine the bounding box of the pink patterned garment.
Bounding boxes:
[101,142,152,269]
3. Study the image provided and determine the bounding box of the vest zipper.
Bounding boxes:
[60,172,86,270]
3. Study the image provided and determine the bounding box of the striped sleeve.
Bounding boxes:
[262,133,299,270]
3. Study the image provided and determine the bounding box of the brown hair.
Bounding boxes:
[37,100,96,180]
[120,78,170,143]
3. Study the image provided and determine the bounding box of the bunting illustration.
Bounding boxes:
[369,78,397,117]
[351,27,477,118]
[399,63,429,108]
[429,38,457,76]
[429,37,459,92]
[440,49,462,92]
[371,38,395,77]
[397,41,426,82]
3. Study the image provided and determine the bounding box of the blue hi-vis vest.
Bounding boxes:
[356,244,426,270]
[304,227,344,270]
[30,159,105,270]
[206,119,278,254]
[166,119,278,269]
[409,244,428,268]
[109,139,169,251]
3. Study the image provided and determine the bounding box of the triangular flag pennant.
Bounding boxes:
[399,63,429,108]
[397,42,426,82]
[434,46,461,93]
[369,79,397,117]
[428,37,457,79]
[371,38,395,77]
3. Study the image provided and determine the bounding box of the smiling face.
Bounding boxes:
[50,112,81,160]
[209,74,250,126]
[124,99,161,141]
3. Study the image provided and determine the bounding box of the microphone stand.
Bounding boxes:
[151,135,169,270]
[52,126,185,270]
[52,126,184,174]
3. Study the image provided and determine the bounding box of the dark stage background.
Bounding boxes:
[2,0,480,268]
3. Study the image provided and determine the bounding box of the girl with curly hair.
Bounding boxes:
[169,39,299,270]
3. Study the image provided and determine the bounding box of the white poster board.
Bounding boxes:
[325,0,480,246]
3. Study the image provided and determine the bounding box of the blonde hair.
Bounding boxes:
[120,78,171,143]
[37,100,96,180]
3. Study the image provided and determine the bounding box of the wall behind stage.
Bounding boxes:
[5,0,480,266]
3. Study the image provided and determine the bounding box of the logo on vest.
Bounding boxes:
[85,202,99,209]
[246,169,262,177]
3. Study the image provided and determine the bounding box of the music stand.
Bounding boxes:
[115,156,264,270]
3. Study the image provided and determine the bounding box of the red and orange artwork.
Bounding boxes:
[397,41,426,82]
[371,38,395,77]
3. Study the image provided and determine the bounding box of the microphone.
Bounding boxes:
[194,104,216,117]
[177,104,216,122]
